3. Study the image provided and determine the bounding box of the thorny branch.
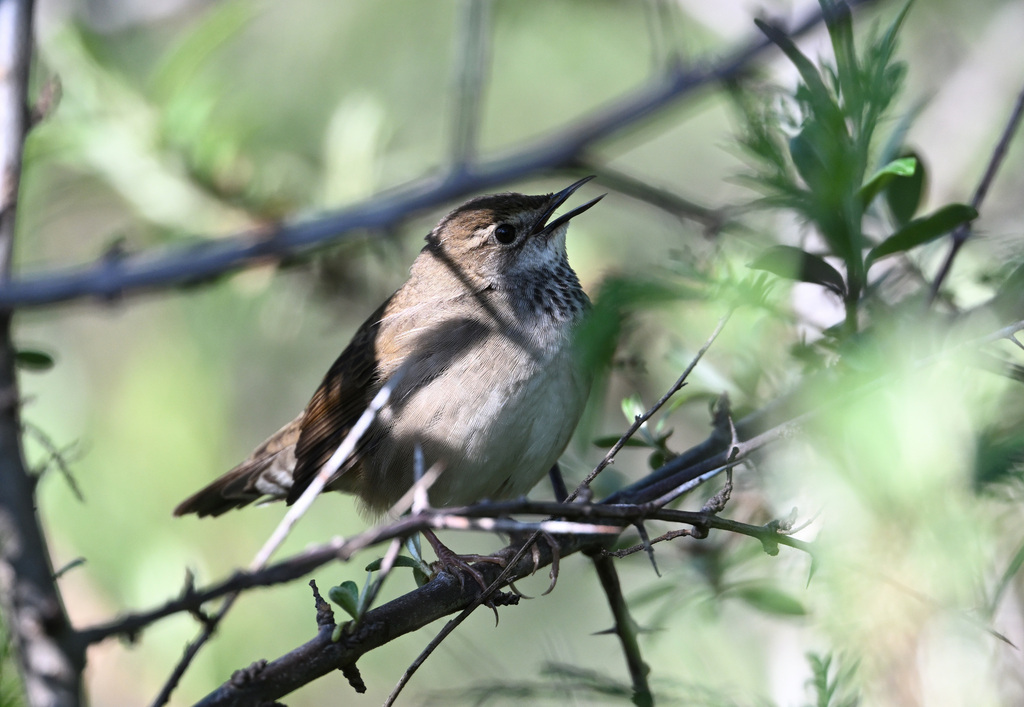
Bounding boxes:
[193,509,804,706]
[0,1,84,705]
[589,554,652,707]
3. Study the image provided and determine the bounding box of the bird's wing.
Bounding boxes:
[286,298,389,503]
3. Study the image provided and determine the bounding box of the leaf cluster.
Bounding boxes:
[740,1,977,335]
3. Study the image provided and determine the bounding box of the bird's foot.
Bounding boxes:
[423,529,504,591]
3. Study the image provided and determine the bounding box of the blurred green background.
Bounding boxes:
[8,0,1024,704]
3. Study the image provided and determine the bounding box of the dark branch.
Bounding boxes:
[588,554,652,706]
[0,0,879,310]
[0,0,85,704]
[568,160,729,233]
[78,491,812,650]
[187,497,812,705]
[930,82,1024,301]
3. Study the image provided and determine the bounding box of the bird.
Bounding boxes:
[174,177,602,530]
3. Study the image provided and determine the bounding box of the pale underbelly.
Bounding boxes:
[360,338,589,511]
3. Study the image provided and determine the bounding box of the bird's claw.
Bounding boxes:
[424,529,504,591]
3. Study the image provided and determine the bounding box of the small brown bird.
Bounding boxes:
[174,177,601,520]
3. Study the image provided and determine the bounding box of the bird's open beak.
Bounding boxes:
[532,176,605,238]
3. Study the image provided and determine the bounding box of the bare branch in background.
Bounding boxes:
[450,0,492,168]
[0,0,879,311]
[930,83,1024,301]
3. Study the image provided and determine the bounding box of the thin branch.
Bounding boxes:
[571,313,730,500]
[0,0,880,310]
[0,0,85,705]
[23,421,84,502]
[252,373,401,571]
[930,82,1024,301]
[569,160,729,233]
[602,528,696,558]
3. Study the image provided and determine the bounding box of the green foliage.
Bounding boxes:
[0,623,23,707]
[804,653,859,707]
[330,540,433,634]
[856,155,916,208]
[990,536,1024,616]
[592,393,678,470]
[328,580,363,622]
[739,1,982,335]
[726,582,807,617]
[13,347,54,372]
[972,427,1024,492]
[864,202,977,268]
[882,151,927,226]
[578,275,692,375]
[749,245,846,297]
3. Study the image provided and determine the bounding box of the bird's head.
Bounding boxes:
[424,176,603,288]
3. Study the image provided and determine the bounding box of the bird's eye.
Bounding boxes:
[494,224,517,244]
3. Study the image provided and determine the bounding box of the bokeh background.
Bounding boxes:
[5,0,1024,704]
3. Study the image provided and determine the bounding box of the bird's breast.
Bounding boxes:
[362,310,590,511]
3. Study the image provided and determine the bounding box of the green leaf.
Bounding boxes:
[990,535,1024,614]
[364,556,424,572]
[754,19,834,121]
[789,129,827,191]
[14,348,55,371]
[749,245,847,297]
[327,581,360,620]
[150,0,255,101]
[822,0,861,119]
[884,151,927,227]
[648,450,666,470]
[405,534,425,565]
[866,203,978,267]
[620,394,645,423]
[730,583,807,616]
[858,156,917,207]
